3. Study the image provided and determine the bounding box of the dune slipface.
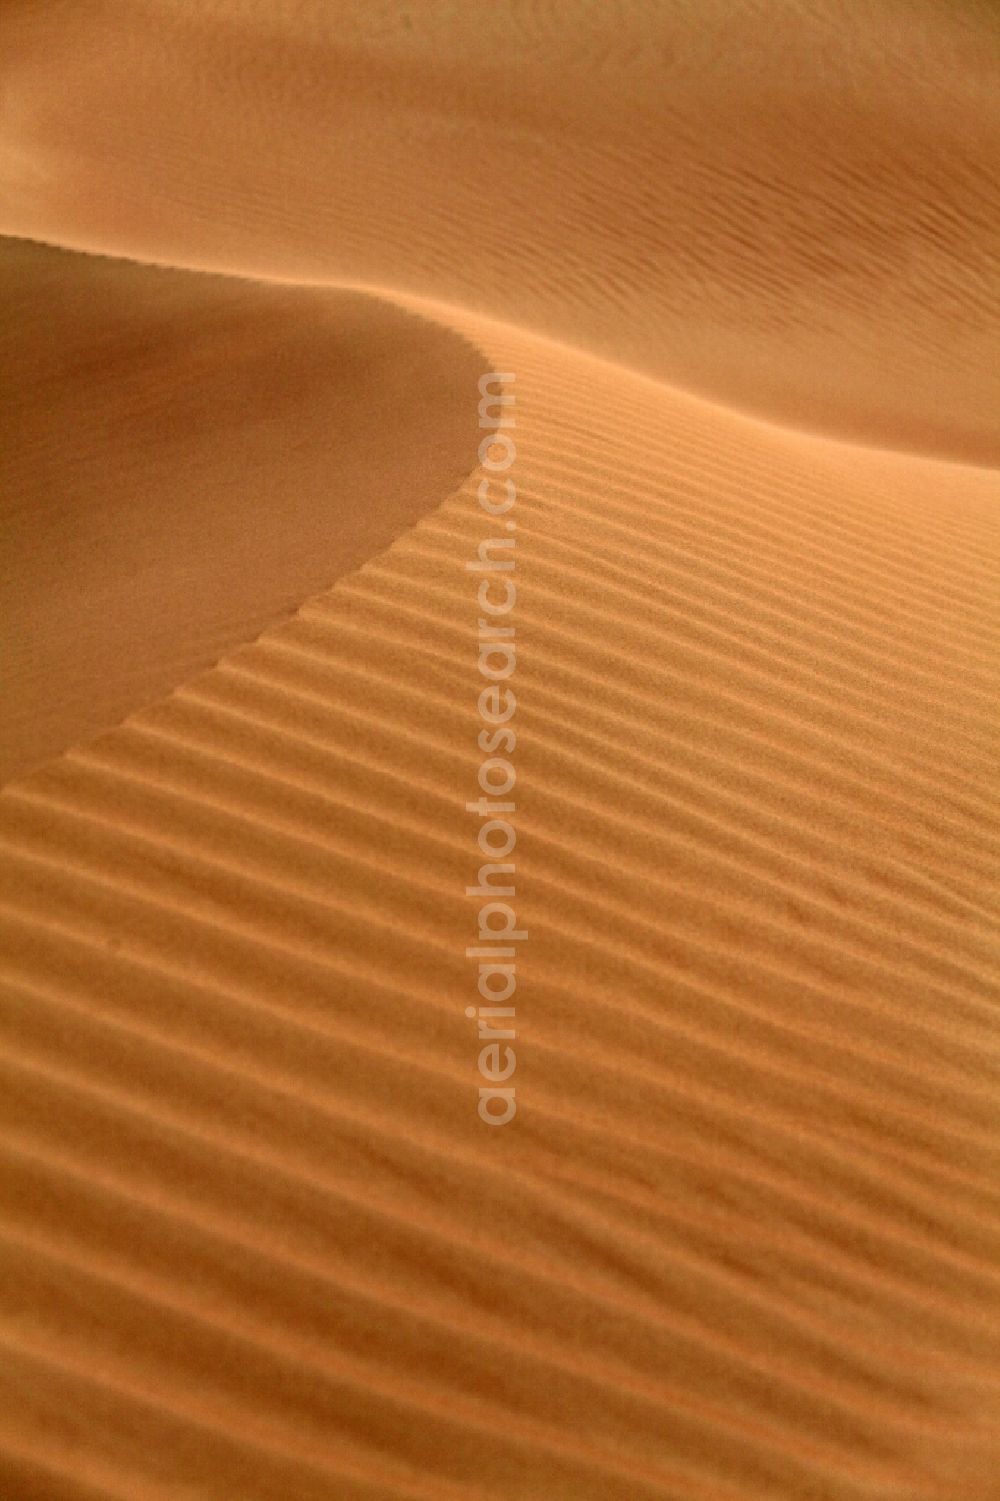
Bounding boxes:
[0,241,489,781]
[1,2,999,1499]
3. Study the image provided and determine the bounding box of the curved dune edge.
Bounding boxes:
[1,302,998,1500]
[0,240,490,782]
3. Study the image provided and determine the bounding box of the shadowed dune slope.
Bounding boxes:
[0,307,998,1499]
[0,241,489,781]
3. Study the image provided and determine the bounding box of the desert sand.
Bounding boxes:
[1,2,998,1499]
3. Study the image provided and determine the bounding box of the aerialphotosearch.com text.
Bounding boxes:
[466,371,522,1126]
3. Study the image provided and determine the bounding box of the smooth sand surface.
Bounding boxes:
[1,241,488,781]
[1,3,999,1499]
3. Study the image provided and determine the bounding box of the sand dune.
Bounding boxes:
[1,2,999,1499]
[2,0,998,461]
[2,306,998,1497]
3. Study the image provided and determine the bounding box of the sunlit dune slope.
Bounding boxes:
[1,304,997,1499]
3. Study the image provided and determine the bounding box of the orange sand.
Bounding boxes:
[1,3,998,1498]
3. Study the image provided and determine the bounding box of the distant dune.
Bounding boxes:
[1,3,998,1499]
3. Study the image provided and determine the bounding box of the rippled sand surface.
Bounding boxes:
[1,4,998,1497]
